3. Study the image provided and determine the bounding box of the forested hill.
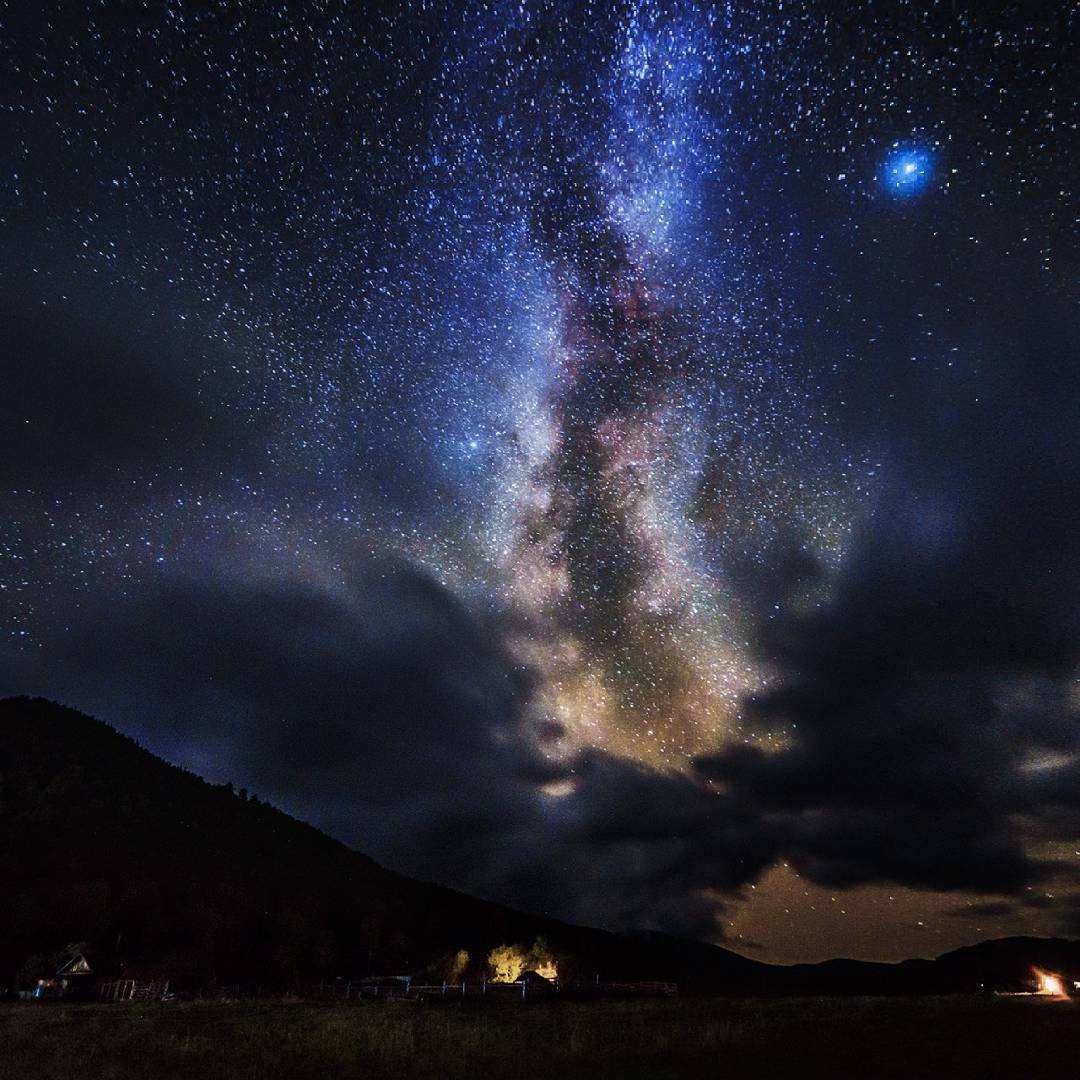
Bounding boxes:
[4,697,1077,996]
[0,696,766,989]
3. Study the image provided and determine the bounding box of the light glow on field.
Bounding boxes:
[1035,970,1066,997]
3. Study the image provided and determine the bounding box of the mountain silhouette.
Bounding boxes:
[0,697,765,990]
[3,696,1077,996]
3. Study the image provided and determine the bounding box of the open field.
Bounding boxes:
[1,995,1077,1080]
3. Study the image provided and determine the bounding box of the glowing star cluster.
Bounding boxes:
[883,145,934,196]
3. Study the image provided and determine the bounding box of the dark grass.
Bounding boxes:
[1,995,1077,1080]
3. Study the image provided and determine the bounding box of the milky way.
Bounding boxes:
[2,1,1077,961]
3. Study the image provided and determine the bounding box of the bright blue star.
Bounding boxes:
[883,146,933,196]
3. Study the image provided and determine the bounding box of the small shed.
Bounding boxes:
[519,969,556,996]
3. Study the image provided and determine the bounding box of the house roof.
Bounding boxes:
[520,969,554,984]
[55,953,93,977]
[54,949,129,979]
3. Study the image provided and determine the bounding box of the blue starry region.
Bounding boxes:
[883,145,933,195]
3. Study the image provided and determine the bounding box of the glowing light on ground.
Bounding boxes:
[1034,970,1066,997]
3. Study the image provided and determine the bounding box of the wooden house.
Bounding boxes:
[34,952,97,1000]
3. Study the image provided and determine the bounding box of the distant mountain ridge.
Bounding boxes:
[2,696,1077,995]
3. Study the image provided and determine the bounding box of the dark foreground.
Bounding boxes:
[1,995,1076,1080]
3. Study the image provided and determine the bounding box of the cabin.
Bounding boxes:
[34,952,97,1001]
[519,969,556,993]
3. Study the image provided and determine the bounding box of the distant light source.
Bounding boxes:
[1035,970,1066,997]
[883,145,933,196]
[541,778,576,798]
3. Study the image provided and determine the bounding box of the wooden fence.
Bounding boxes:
[598,981,678,997]
[287,977,680,1004]
[99,979,170,1002]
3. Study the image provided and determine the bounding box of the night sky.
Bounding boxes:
[2,1,1078,963]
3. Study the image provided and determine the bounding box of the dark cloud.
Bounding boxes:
[4,219,1078,952]
[1060,896,1080,937]
[0,269,457,564]
[949,901,1017,920]
[0,560,775,940]
[699,298,1080,903]
[6,298,1080,939]
[0,282,243,492]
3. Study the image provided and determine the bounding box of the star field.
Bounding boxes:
[1,1,1077,962]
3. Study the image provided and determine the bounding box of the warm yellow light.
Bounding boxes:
[487,939,558,983]
[1036,971,1065,997]
[487,944,525,983]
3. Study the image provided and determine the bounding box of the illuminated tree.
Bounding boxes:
[487,943,525,983]
[486,938,558,982]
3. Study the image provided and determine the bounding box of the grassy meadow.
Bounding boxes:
[1,994,1076,1080]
